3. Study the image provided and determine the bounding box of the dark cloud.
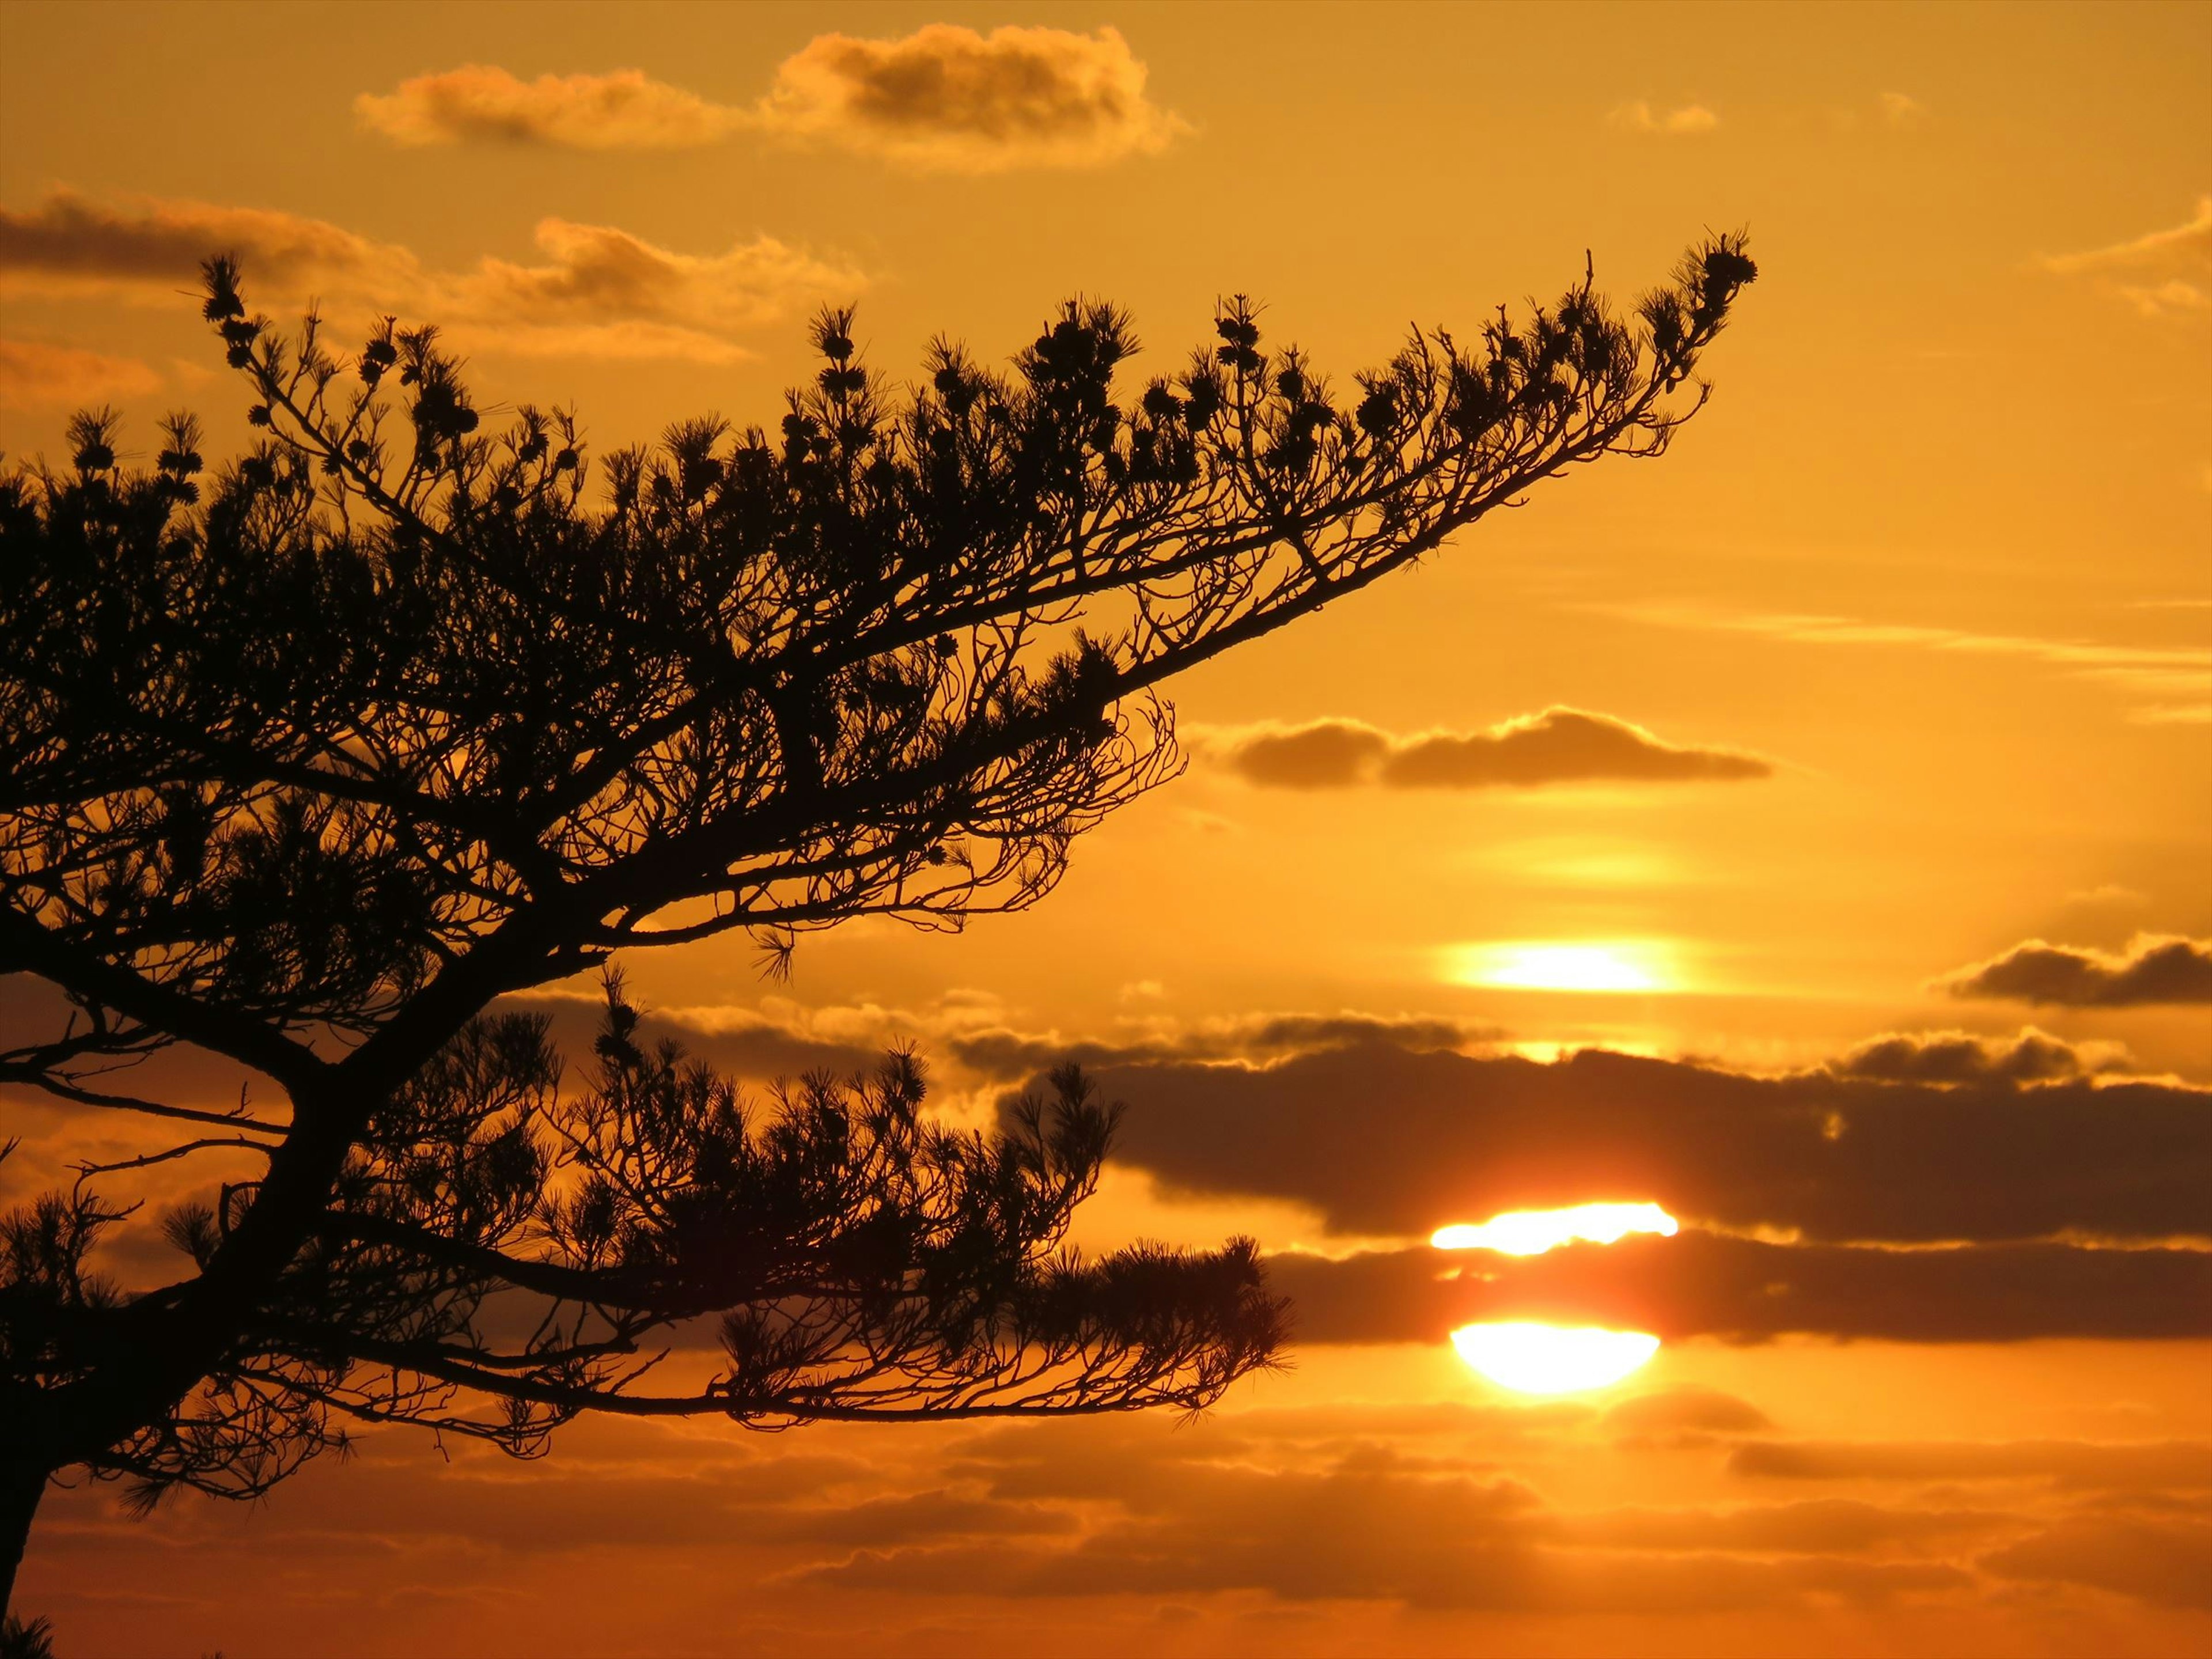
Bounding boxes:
[1211,708,1771,791]
[502,992,884,1089]
[1982,1516,2212,1608]
[1828,1027,2128,1085]
[948,1010,1494,1081]
[1266,1234,2212,1344]
[1055,1044,2212,1243]
[1942,934,2212,1007]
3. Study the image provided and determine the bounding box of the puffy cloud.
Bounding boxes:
[423,217,862,364]
[757,25,1186,172]
[0,338,160,408]
[1828,1027,2132,1085]
[1941,935,2212,1008]
[1609,101,1719,136]
[1266,1233,2212,1344]
[0,188,858,363]
[1210,708,1771,791]
[2041,196,2212,320]
[356,65,743,149]
[355,28,1186,172]
[1048,1043,2212,1243]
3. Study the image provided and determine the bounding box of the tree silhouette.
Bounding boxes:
[0,236,1754,1610]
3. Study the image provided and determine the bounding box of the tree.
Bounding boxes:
[0,234,1755,1611]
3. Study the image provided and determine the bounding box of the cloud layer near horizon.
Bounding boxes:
[1021,1043,2211,1246]
[1209,707,1773,790]
[1271,1232,2212,1345]
[355,27,1185,172]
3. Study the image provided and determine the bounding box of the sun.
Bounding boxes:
[1445,941,1675,993]
[1449,1323,1661,1394]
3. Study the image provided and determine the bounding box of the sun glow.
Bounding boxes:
[1431,1201,1679,1255]
[1449,1323,1661,1394]
[1446,941,1675,993]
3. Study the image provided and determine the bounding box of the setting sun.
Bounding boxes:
[1432,1202,1679,1255]
[1445,941,1675,994]
[1449,1323,1662,1394]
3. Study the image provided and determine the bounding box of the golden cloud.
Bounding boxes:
[356,65,743,149]
[354,28,1187,172]
[1608,100,1719,137]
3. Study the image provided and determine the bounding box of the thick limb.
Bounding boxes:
[0,1451,45,1618]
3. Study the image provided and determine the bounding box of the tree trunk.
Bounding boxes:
[0,1454,46,1619]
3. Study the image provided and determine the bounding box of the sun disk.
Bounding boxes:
[1450,1322,1661,1394]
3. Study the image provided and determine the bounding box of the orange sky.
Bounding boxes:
[3,3,2210,1654]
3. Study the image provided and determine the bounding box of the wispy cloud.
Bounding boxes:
[1604,601,2212,722]
[1608,101,1719,137]
[1200,708,1772,791]
[0,188,860,363]
[2040,196,2212,319]
[356,27,1187,172]
[0,337,161,408]
[1877,92,1927,127]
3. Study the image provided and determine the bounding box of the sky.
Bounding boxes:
[3,2,2210,1654]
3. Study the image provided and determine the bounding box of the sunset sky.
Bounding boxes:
[4,2,2210,1654]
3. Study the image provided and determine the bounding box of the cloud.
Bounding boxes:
[356,65,744,150]
[0,186,409,298]
[1730,1438,2212,1491]
[1828,1027,2132,1085]
[1046,1043,2212,1243]
[1267,1233,2212,1344]
[1602,1387,1772,1437]
[757,25,1186,172]
[425,217,862,363]
[0,338,161,408]
[1609,101,1719,136]
[2041,197,2212,320]
[815,1425,1974,1613]
[1877,92,1927,127]
[355,28,1186,172]
[1983,1516,2212,1608]
[948,1009,1497,1081]
[1941,935,2212,1008]
[1604,601,2212,721]
[1209,709,1772,791]
[0,189,858,363]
